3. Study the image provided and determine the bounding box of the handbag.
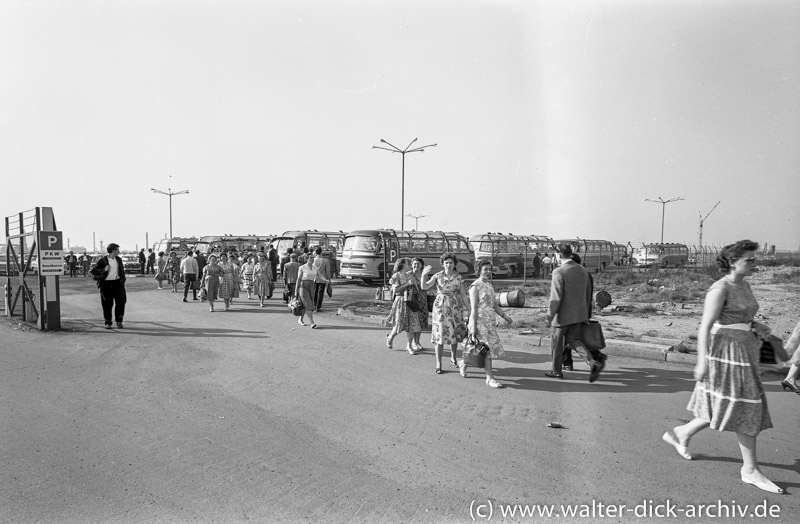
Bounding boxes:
[282,289,290,302]
[326,281,333,297]
[760,334,790,364]
[463,335,489,368]
[288,297,305,316]
[581,320,606,351]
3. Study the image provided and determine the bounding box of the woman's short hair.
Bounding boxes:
[474,259,492,276]
[169,250,176,256]
[392,258,406,274]
[158,251,164,257]
[716,239,759,271]
[412,257,425,267]
[440,253,458,265]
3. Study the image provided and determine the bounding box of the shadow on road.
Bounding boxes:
[61,319,268,339]
[499,365,696,394]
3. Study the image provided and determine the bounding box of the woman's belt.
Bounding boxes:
[710,322,752,335]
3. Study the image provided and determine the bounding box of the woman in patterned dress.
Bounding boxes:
[294,251,320,328]
[385,258,427,354]
[408,257,430,351]
[421,253,470,374]
[662,240,783,494]
[465,260,513,387]
[218,253,237,311]
[167,251,182,293]
[241,255,256,300]
[252,253,273,307]
[202,254,223,312]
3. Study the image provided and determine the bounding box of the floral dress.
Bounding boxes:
[386,271,426,334]
[687,278,771,436]
[168,256,181,284]
[430,271,466,346]
[252,262,273,298]
[470,279,504,359]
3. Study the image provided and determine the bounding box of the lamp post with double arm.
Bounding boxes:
[373,138,436,230]
[151,186,189,239]
[645,196,683,244]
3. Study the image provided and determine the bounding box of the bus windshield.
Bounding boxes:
[343,235,379,253]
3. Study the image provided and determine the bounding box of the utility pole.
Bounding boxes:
[645,196,684,244]
[698,201,720,249]
[372,138,436,230]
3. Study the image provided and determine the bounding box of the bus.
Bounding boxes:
[192,235,272,256]
[611,243,629,266]
[270,230,346,276]
[633,243,689,268]
[151,237,198,258]
[552,238,615,272]
[469,233,553,277]
[339,230,474,284]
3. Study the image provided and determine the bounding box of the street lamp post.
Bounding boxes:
[405,213,428,231]
[373,138,436,230]
[151,186,189,239]
[645,196,683,244]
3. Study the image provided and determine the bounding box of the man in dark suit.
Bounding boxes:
[91,243,127,329]
[544,243,604,382]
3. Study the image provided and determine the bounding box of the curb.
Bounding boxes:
[337,306,694,365]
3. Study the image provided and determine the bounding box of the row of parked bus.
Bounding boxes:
[148,231,691,284]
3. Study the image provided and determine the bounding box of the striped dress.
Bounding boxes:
[686,278,771,436]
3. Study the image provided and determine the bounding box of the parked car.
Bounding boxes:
[120,253,141,274]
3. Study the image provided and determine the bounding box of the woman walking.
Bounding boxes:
[662,240,784,494]
[253,253,273,307]
[155,251,167,290]
[218,253,237,311]
[167,251,181,293]
[421,253,469,374]
[385,259,426,354]
[241,255,256,299]
[295,251,320,328]
[202,255,223,312]
[465,260,513,387]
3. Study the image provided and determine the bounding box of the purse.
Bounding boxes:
[581,320,606,351]
[288,297,305,316]
[326,281,333,297]
[760,334,790,364]
[463,335,489,368]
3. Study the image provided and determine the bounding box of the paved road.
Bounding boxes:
[2,279,798,523]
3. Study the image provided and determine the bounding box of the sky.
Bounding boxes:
[1,0,798,253]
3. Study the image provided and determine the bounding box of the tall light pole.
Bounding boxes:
[405,213,428,231]
[645,196,683,244]
[151,185,189,239]
[373,138,436,230]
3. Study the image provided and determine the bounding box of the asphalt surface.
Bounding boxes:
[2,277,799,523]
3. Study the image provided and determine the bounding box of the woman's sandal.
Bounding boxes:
[435,367,443,374]
[449,356,458,368]
[386,334,394,349]
[311,324,317,329]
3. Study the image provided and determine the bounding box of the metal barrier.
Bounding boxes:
[4,207,62,330]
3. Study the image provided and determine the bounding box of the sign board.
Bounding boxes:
[38,231,64,276]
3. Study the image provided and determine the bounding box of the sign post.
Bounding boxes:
[37,230,62,330]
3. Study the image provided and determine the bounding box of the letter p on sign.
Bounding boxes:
[39,231,63,251]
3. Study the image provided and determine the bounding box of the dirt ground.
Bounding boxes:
[349,266,800,354]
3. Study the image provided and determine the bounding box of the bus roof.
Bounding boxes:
[345,229,468,240]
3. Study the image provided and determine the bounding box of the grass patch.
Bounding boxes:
[771,269,800,285]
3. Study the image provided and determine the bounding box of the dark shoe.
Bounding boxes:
[116,322,123,329]
[597,353,607,372]
[781,380,800,394]
[183,298,188,302]
[104,324,112,330]
[562,365,573,372]
[193,298,198,301]
[589,362,601,383]
[544,371,563,379]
